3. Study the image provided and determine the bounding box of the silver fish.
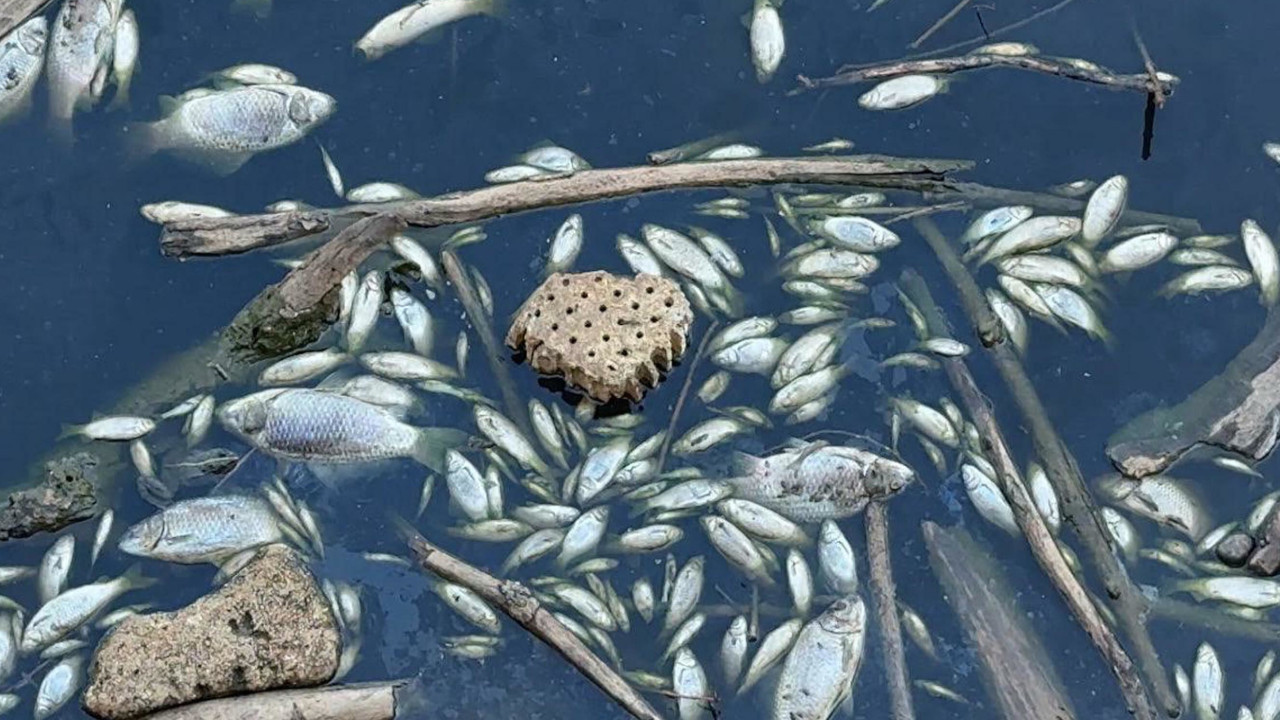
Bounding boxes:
[0,614,13,683]
[23,569,149,652]
[749,0,784,83]
[1096,474,1210,540]
[1099,232,1178,273]
[728,444,913,522]
[810,215,900,252]
[689,227,744,278]
[721,615,749,686]
[662,556,704,637]
[739,618,802,694]
[136,84,336,173]
[520,145,590,173]
[1159,266,1253,297]
[34,653,83,720]
[1243,219,1280,307]
[960,206,1033,245]
[858,74,945,110]
[718,499,808,546]
[673,647,711,720]
[786,549,814,616]
[47,0,119,122]
[434,581,500,634]
[547,214,584,275]
[771,597,866,720]
[702,516,773,586]
[119,495,282,563]
[348,181,419,203]
[617,233,667,276]
[356,0,503,61]
[318,143,343,198]
[66,415,154,441]
[38,535,75,605]
[259,348,349,386]
[391,288,434,357]
[712,337,789,375]
[556,506,609,569]
[0,16,47,122]
[1081,175,1128,247]
[1193,641,1223,720]
[817,520,858,594]
[218,388,462,471]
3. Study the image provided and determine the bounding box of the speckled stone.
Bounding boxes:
[1216,532,1255,568]
[82,545,339,720]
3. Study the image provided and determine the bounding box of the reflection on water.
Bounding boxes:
[4,0,1280,719]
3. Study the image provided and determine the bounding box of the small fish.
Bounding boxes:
[772,598,866,720]
[712,337,789,375]
[702,515,774,586]
[1159,266,1253,297]
[521,145,590,173]
[617,233,667,276]
[218,388,463,470]
[985,288,1028,353]
[347,182,419,203]
[817,520,857,594]
[1193,641,1223,720]
[672,417,749,456]
[721,615,749,685]
[212,63,297,86]
[130,438,155,479]
[0,16,47,122]
[1081,175,1128,247]
[784,248,879,279]
[749,0,785,83]
[1027,462,1061,535]
[772,323,842,389]
[697,370,732,403]
[356,0,504,61]
[858,74,946,110]
[556,506,609,569]
[962,464,1018,534]
[803,138,854,153]
[90,509,113,568]
[434,581,501,634]
[546,214,584,276]
[23,568,151,652]
[64,415,155,441]
[318,144,344,198]
[810,215,900,252]
[973,41,1038,56]
[576,437,631,505]
[981,216,1082,264]
[718,499,809,546]
[915,680,969,704]
[695,143,762,161]
[728,444,913,522]
[47,0,120,123]
[0,612,13,683]
[739,619,802,694]
[1242,219,1280,306]
[1099,232,1178,272]
[642,223,741,314]
[786,549,814,617]
[134,84,336,174]
[1172,577,1280,609]
[474,405,550,476]
[1169,248,1238,267]
[444,451,490,522]
[660,612,706,663]
[259,348,349,386]
[119,495,283,564]
[391,235,443,289]
[38,535,75,605]
[689,227,744,278]
[361,352,456,381]
[345,269,382,352]
[1035,284,1109,344]
[960,206,1033,245]
[632,577,656,623]
[920,338,969,357]
[770,365,847,415]
[484,164,549,183]
[898,602,937,660]
[1096,474,1210,540]
[661,556,705,638]
[34,654,83,720]
[391,288,434,357]
[1047,179,1097,197]
[1184,234,1236,249]
[672,647,711,720]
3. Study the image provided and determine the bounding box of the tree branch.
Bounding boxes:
[865,501,915,720]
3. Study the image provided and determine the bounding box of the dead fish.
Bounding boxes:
[858,74,947,110]
[727,444,913,522]
[771,597,866,720]
[748,0,785,83]
[356,0,504,61]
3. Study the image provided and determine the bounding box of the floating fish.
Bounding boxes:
[728,444,913,522]
[0,16,47,122]
[749,0,785,82]
[356,0,504,61]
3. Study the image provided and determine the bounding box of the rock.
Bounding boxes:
[0,452,100,541]
[83,545,339,720]
[506,271,693,402]
[1216,532,1255,568]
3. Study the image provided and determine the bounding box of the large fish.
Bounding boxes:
[134,84,335,174]
[727,443,913,522]
[217,388,464,471]
[47,0,120,123]
[0,16,48,122]
[118,495,284,564]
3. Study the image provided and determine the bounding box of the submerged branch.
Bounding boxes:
[903,269,1152,719]
[865,501,915,720]
[140,680,415,720]
[655,321,720,477]
[796,54,1176,96]
[156,156,973,258]
[405,530,664,720]
[912,217,1179,717]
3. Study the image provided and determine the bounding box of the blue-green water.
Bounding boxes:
[3,0,1280,718]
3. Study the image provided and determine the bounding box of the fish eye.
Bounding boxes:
[287,94,316,124]
[238,400,268,434]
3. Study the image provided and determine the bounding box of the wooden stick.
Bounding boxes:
[405,530,664,720]
[910,218,1179,716]
[910,0,971,49]
[440,250,532,439]
[902,269,1156,719]
[140,681,413,720]
[923,521,1079,720]
[154,156,973,258]
[865,501,915,720]
[655,320,719,477]
[796,53,1176,96]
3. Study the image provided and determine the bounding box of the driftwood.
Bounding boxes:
[0,0,49,40]
[865,501,915,720]
[1107,309,1280,479]
[155,156,973,258]
[796,54,1177,97]
[405,530,664,720]
[439,250,531,437]
[902,270,1155,719]
[912,218,1179,716]
[222,214,405,363]
[923,521,1077,720]
[140,680,414,720]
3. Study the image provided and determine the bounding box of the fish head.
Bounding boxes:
[817,596,865,634]
[217,392,273,438]
[866,458,914,499]
[117,516,164,557]
[1095,473,1138,503]
[17,17,47,54]
[286,88,336,130]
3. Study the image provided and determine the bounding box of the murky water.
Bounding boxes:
[3,0,1280,718]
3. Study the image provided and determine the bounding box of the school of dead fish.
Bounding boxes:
[3,0,1280,718]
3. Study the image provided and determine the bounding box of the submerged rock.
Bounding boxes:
[83,545,339,720]
[0,452,100,541]
[1217,532,1255,568]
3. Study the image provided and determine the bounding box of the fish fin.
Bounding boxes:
[412,427,469,473]
[185,149,254,176]
[731,451,760,476]
[122,120,166,165]
[118,563,158,592]
[56,424,85,441]
[157,95,182,117]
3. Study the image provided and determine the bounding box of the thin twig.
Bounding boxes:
[796,53,1175,96]
[865,501,915,720]
[655,320,720,476]
[403,526,664,720]
[1130,23,1166,108]
[440,250,532,439]
[884,201,970,225]
[909,218,1179,717]
[910,0,972,49]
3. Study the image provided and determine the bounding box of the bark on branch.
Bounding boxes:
[156,155,973,258]
[795,54,1177,96]
[865,501,915,720]
[140,681,415,720]
[1107,308,1280,478]
[405,530,664,720]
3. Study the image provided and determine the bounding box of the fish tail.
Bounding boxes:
[122,120,164,164]
[411,426,469,473]
[119,563,157,592]
[107,79,130,111]
[56,423,84,441]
